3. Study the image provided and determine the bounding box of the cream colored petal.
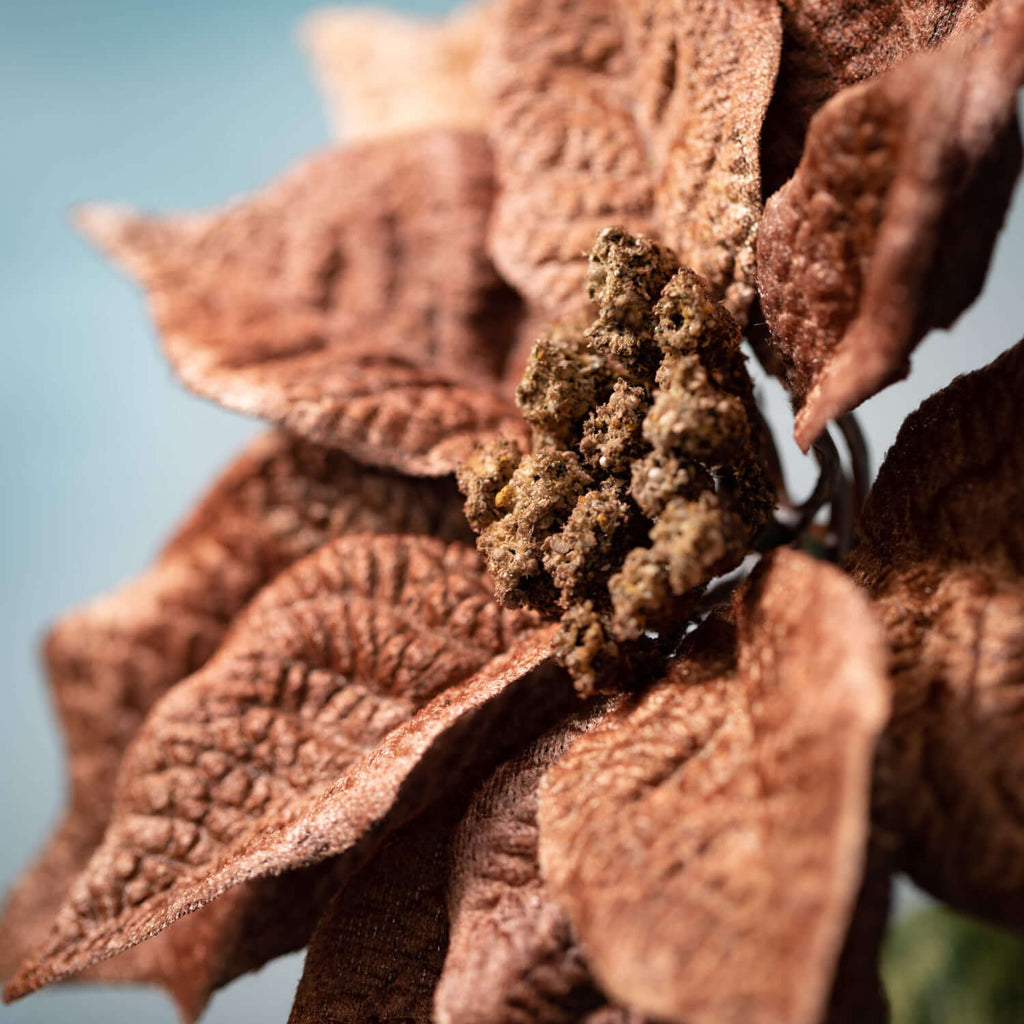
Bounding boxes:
[301,3,491,142]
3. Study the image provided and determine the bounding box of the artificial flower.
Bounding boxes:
[3,2,1024,1022]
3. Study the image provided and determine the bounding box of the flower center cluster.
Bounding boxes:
[459,228,773,693]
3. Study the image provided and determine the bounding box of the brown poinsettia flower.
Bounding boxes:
[3,1,1024,1023]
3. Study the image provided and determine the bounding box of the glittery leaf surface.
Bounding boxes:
[761,0,985,194]
[484,0,781,320]
[6,1,1024,1019]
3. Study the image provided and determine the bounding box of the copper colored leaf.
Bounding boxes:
[288,708,616,1024]
[761,0,985,194]
[288,810,456,1024]
[78,864,346,1023]
[758,0,1024,450]
[848,340,1024,928]
[484,0,781,319]
[0,430,470,983]
[855,340,1024,575]
[538,550,889,1024]
[302,3,490,142]
[435,711,614,1024]
[866,568,1024,926]
[77,131,528,474]
[5,609,567,1002]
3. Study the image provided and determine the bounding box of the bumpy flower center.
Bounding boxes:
[459,228,773,694]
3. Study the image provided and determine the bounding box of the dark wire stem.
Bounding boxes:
[753,429,839,554]
[796,430,841,534]
[754,416,869,560]
[712,411,869,613]
[753,403,792,511]
[824,428,854,560]
[836,413,871,519]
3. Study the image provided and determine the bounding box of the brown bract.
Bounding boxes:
[10,2,1024,1019]
[483,0,781,321]
[302,3,491,142]
[77,130,528,475]
[4,536,565,1002]
[538,550,889,1024]
[0,429,469,991]
[291,708,617,1024]
[823,839,893,1024]
[848,339,1024,929]
[435,712,613,1024]
[288,810,456,1024]
[758,0,1024,450]
[761,0,985,194]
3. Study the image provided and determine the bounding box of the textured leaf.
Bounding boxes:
[848,340,1024,928]
[288,809,456,1024]
[4,573,564,1004]
[302,3,490,142]
[761,0,985,195]
[538,550,889,1024]
[483,0,781,319]
[758,0,1024,450]
[855,342,1024,576]
[0,429,470,986]
[84,866,345,1023]
[435,711,613,1024]
[289,708,619,1024]
[77,131,528,474]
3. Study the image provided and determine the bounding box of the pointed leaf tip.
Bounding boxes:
[4,609,561,1004]
[73,202,193,283]
[69,134,529,474]
[759,0,1024,444]
[73,202,138,256]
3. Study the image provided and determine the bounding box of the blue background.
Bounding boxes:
[1,2,1022,1021]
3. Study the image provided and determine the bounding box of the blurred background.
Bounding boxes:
[1,2,1022,1021]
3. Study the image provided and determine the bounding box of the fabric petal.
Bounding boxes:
[758,0,1024,450]
[4,537,559,1004]
[0,430,469,986]
[302,3,490,142]
[849,339,1024,928]
[484,0,781,320]
[287,810,456,1024]
[286,707,630,1024]
[435,709,613,1024]
[761,0,985,194]
[538,550,889,1024]
[77,131,527,474]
